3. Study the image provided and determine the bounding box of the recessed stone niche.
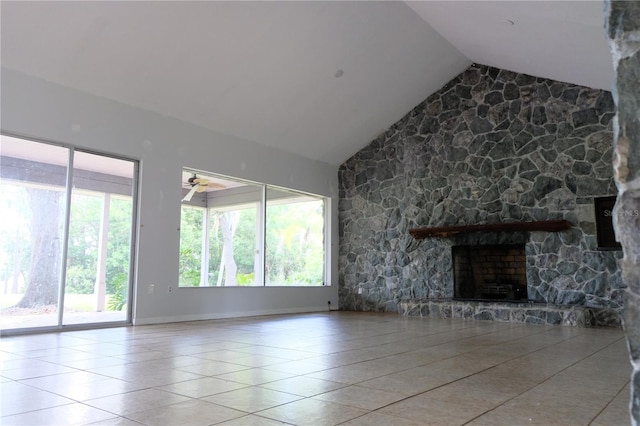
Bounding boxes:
[453,244,527,301]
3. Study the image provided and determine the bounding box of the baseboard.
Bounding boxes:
[132,306,332,325]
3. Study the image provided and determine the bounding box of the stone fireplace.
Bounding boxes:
[452,244,527,301]
[338,64,625,327]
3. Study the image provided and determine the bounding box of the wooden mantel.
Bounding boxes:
[409,220,571,240]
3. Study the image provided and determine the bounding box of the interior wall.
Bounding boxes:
[0,68,339,325]
[338,64,623,326]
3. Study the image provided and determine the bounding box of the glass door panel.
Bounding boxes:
[63,151,135,325]
[0,136,68,331]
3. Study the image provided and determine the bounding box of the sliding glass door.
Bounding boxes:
[0,135,137,333]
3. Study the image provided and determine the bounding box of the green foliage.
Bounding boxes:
[65,265,95,294]
[265,199,324,286]
[66,194,100,294]
[65,194,134,296]
[179,206,204,287]
[106,197,134,294]
[237,272,255,286]
[107,273,128,311]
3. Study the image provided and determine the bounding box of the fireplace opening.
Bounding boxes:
[452,244,528,302]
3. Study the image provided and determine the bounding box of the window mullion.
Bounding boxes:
[258,185,266,286]
[57,147,74,327]
[202,208,210,286]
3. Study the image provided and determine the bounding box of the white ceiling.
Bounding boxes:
[0,1,613,166]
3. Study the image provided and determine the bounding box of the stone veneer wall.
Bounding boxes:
[338,64,624,325]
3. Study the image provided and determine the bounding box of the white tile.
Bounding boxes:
[0,381,75,417]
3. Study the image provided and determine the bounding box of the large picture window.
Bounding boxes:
[179,169,326,287]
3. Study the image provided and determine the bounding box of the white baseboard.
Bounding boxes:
[132,306,332,326]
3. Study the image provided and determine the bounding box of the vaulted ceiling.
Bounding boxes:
[0,1,613,166]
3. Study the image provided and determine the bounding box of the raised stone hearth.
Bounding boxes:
[399,299,621,327]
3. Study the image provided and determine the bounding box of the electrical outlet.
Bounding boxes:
[168,285,172,293]
[358,287,363,294]
[148,284,155,294]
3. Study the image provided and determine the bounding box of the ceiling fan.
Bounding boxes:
[182,174,225,202]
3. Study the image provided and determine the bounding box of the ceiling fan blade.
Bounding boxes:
[182,185,198,202]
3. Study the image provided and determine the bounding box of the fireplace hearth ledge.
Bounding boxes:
[398,299,622,328]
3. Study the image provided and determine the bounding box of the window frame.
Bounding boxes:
[178,169,328,288]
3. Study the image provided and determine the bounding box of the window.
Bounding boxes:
[179,169,326,287]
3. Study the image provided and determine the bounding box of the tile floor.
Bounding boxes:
[0,312,631,425]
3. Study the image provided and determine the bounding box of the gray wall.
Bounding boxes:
[339,64,623,315]
[1,68,339,325]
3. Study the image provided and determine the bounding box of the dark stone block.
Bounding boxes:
[420,117,440,134]
[562,88,580,103]
[600,112,615,125]
[442,90,461,111]
[572,161,592,176]
[595,91,615,116]
[497,69,518,82]
[557,261,580,275]
[556,290,586,305]
[474,311,494,321]
[565,144,586,160]
[514,131,533,150]
[575,266,598,284]
[539,149,556,162]
[456,85,472,99]
[582,252,607,272]
[537,84,551,102]
[525,316,547,325]
[572,108,600,128]
[572,124,607,138]
[583,274,607,297]
[509,118,525,135]
[516,74,537,86]
[532,176,563,199]
[565,174,577,194]
[519,105,532,122]
[509,100,522,120]
[555,138,584,152]
[550,83,564,98]
[355,172,368,187]
[547,311,563,324]
[485,91,505,105]
[494,119,511,131]
[504,83,520,100]
[557,123,574,138]
[532,106,548,125]
[470,117,494,134]
[576,177,611,197]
